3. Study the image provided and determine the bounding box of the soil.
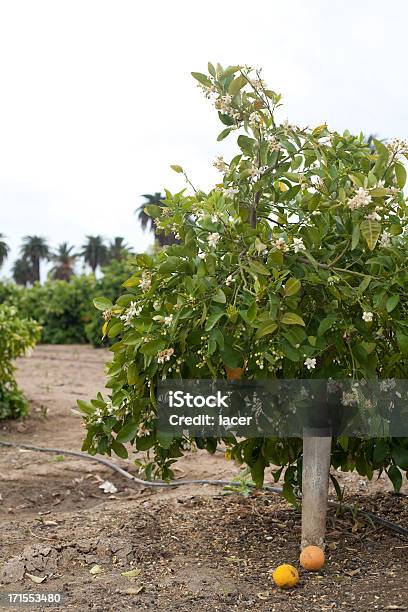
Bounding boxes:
[0,344,407,611]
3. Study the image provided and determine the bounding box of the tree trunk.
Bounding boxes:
[301,435,332,549]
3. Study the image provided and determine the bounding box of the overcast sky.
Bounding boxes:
[1,0,407,279]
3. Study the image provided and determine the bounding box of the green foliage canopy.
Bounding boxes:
[80,63,408,494]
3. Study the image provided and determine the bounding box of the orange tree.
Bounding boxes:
[79,63,408,497]
[0,305,40,419]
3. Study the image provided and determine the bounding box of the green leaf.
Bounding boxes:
[116,422,138,444]
[387,465,402,493]
[373,439,388,464]
[107,322,123,338]
[317,314,336,336]
[136,434,156,451]
[144,204,163,218]
[228,75,247,96]
[217,128,232,141]
[329,474,342,501]
[221,344,243,368]
[369,187,388,197]
[255,321,278,339]
[111,439,128,459]
[139,339,165,356]
[212,288,226,304]
[391,446,408,470]
[170,164,184,173]
[191,72,212,87]
[159,256,181,273]
[281,341,300,361]
[386,294,400,313]
[76,400,94,415]
[351,224,360,250]
[360,219,381,251]
[237,135,256,155]
[284,278,301,296]
[358,275,371,294]
[281,312,305,326]
[395,162,407,188]
[248,260,270,276]
[282,482,298,506]
[205,312,225,331]
[93,297,113,311]
[250,455,266,487]
[396,330,408,353]
[127,363,138,385]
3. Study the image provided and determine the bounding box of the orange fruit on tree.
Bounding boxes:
[299,545,325,571]
[225,366,244,381]
[272,564,299,588]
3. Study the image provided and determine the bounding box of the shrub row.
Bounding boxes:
[0,260,132,347]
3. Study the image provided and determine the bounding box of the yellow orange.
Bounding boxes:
[272,564,299,588]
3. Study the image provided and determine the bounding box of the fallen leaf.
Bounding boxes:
[125,586,144,595]
[257,591,270,600]
[385,606,407,611]
[26,573,46,584]
[99,481,118,494]
[90,564,103,575]
[344,568,361,577]
[121,568,141,579]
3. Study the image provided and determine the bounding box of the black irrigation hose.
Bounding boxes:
[1,440,408,538]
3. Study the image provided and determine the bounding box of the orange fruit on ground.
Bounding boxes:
[299,545,325,571]
[225,366,244,381]
[272,564,299,588]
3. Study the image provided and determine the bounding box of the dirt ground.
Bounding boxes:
[0,345,407,611]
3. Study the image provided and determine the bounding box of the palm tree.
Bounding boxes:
[80,235,108,273]
[20,235,50,283]
[12,258,34,286]
[108,237,132,262]
[0,234,10,268]
[135,193,178,247]
[50,242,77,281]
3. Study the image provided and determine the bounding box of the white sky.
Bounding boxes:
[1,0,407,279]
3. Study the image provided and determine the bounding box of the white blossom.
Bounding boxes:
[248,111,262,129]
[249,164,263,180]
[366,211,381,221]
[274,237,288,252]
[362,311,373,322]
[267,136,281,153]
[102,309,112,321]
[304,357,316,370]
[347,187,372,210]
[197,251,206,259]
[225,274,235,286]
[379,230,392,248]
[164,314,174,326]
[137,423,149,437]
[157,348,175,364]
[208,232,221,248]
[213,155,228,173]
[292,237,306,253]
[139,275,152,292]
[387,138,408,157]
[120,301,142,327]
[222,187,239,198]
